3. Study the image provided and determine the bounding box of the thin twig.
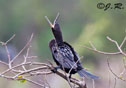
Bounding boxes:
[114,78,116,88]
[0,33,88,88]
[68,59,80,75]
[89,41,96,50]
[5,34,16,44]
[0,34,16,68]
[23,77,46,88]
[13,66,50,78]
[108,71,111,88]
[107,58,126,81]
[92,79,95,88]
[10,33,34,64]
[83,45,121,55]
[0,61,8,66]
[123,57,126,71]
[120,36,126,48]
[55,71,87,88]
[107,36,126,56]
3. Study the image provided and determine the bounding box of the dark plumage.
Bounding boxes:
[45,13,99,79]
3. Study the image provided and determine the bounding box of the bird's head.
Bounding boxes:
[49,39,56,50]
[45,13,63,45]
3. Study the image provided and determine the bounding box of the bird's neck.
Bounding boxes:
[52,30,63,45]
[57,41,64,46]
[55,37,63,45]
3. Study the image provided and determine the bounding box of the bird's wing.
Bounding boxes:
[63,42,82,69]
[73,51,82,68]
[56,44,77,69]
[51,44,77,70]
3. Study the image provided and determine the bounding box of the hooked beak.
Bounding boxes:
[45,13,60,29]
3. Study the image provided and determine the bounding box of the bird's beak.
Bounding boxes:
[45,13,60,29]
[45,16,54,28]
[53,13,60,27]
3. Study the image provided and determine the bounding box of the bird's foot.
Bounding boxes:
[51,68,57,73]
[69,74,72,79]
[51,66,60,73]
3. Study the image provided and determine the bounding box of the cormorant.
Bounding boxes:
[45,13,99,79]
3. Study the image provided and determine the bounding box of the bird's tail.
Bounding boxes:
[77,69,99,79]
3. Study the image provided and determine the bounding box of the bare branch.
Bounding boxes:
[83,36,126,56]
[120,36,126,48]
[83,35,126,84]
[0,34,87,88]
[107,36,126,56]
[123,57,126,71]
[6,34,16,44]
[10,33,34,64]
[83,45,121,55]
[22,77,46,88]
[0,61,8,66]
[92,79,95,88]
[89,41,96,50]
[0,34,15,46]
[55,71,87,88]
[114,78,116,88]
[107,58,126,81]
[0,34,16,68]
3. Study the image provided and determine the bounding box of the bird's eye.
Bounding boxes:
[54,50,57,53]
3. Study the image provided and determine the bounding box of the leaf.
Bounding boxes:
[16,75,26,83]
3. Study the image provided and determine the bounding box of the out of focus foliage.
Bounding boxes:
[0,0,126,87]
[0,0,126,61]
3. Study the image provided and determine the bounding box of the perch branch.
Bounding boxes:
[83,36,126,82]
[0,33,87,88]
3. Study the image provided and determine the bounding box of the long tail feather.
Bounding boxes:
[77,69,99,79]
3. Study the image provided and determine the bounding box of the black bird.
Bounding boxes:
[45,13,99,79]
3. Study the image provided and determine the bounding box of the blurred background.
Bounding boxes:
[0,0,126,88]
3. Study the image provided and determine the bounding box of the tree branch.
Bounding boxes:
[0,33,87,88]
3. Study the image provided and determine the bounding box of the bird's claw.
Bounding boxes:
[51,66,60,73]
[51,68,57,73]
